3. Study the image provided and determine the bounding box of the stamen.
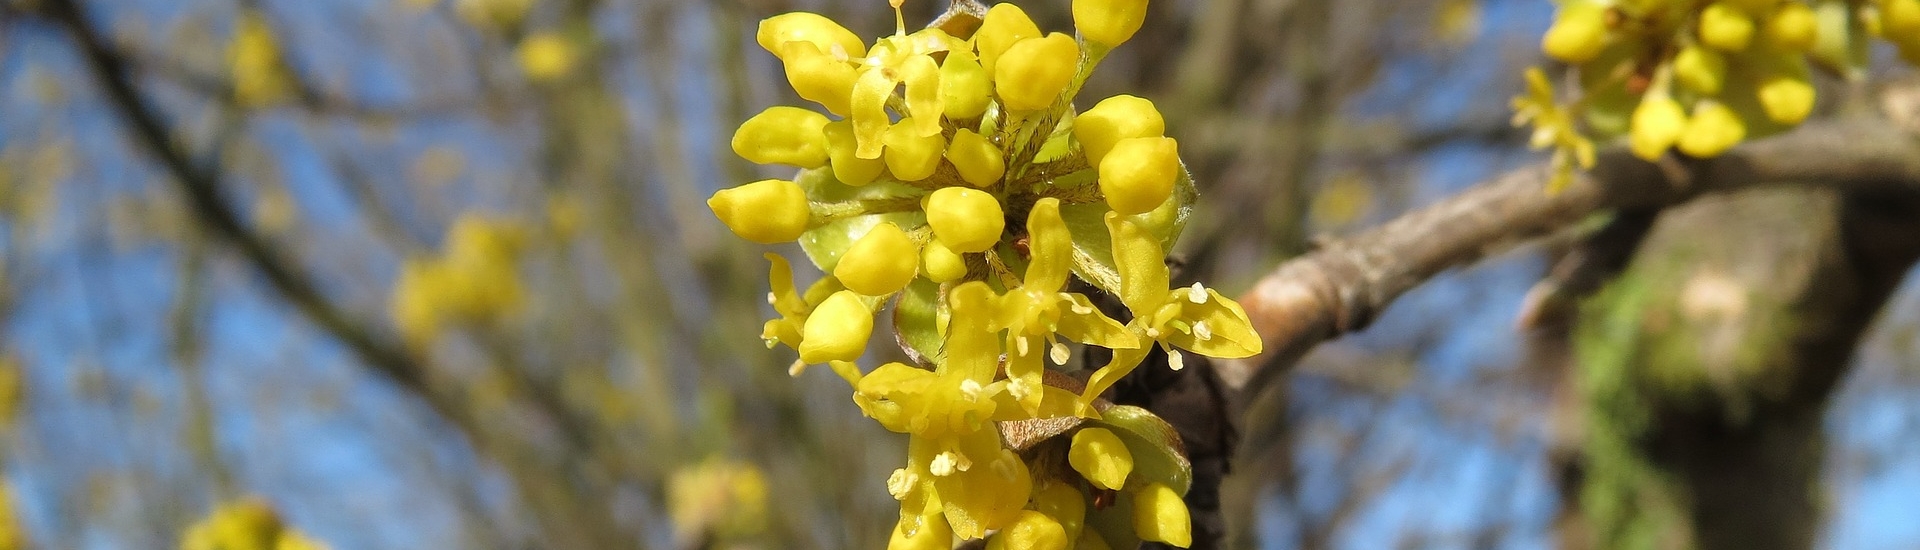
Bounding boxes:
[886,468,919,499]
[1194,320,1212,340]
[1168,349,1185,371]
[1016,337,1031,356]
[1050,341,1071,365]
[1188,282,1208,304]
[767,292,778,305]
[960,379,984,400]
[930,452,959,476]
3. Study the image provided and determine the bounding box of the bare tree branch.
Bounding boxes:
[1216,119,1920,392]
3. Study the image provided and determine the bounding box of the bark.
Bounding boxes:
[1559,187,1920,550]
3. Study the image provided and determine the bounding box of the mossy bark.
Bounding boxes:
[1562,188,1920,550]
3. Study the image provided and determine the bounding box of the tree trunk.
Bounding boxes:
[1561,187,1920,550]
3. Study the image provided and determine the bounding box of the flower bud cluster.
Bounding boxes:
[1520,0,1916,183]
[389,215,528,348]
[708,1,1262,547]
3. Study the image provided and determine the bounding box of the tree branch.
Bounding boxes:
[1215,119,1920,392]
[41,0,473,429]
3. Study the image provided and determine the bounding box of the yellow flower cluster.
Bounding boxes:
[667,457,770,542]
[1519,0,1920,186]
[180,498,330,550]
[389,215,527,348]
[228,10,293,107]
[711,1,1263,547]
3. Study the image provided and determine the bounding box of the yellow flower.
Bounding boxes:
[836,222,921,296]
[824,120,885,186]
[1677,100,1746,157]
[1629,92,1687,161]
[1074,0,1150,48]
[883,117,947,181]
[1756,69,1815,125]
[229,10,292,107]
[181,498,331,550]
[921,240,970,283]
[1699,2,1756,51]
[1673,45,1727,95]
[799,290,874,363]
[1083,213,1262,402]
[994,33,1081,112]
[667,457,770,541]
[994,199,1136,413]
[707,179,811,244]
[1510,67,1596,191]
[1765,3,1819,50]
[945,129,1006,188]
[732,106,831,168]
[1099,136,1180,215]
[973,3,1043,75]
[925,188,1004,253]
[756,12,866,61]
[984,511,1069,550]
[941,49,993,120]
[516,32,576,82]
[851,28,958,158]
[1074,94,1166,166]
[1132,482,1192,548]
[760,253,848,353]
[1068,427,1134,490]
[1542,2,1609,63]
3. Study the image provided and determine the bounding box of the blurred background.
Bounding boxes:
[0,0,1916,548]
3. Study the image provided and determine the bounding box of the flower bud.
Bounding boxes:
[1132,483,1191,548]
[516,33,576,82]
[1032,483,1087,542]
[984,511,1068,550]
[922,239,969,283]
[1099,136,1179,215]
[1629,94,1687,161]
[1700,2,1755,51]
[883,119,946,182]
[1074,0,1149,47]
[1077,530,1114,550]
[974,3,1042,75]
[946,129,1006,187]
[1068,427,1134,490]
[1074,94,1165,166]
[708,179,811,243]
[1673,45,1727,95]
[889,512,954,550]
[756,12,865,60]
[1765,2,1818,51]
[994,33,1080,112]
[836,223,919,296]
[823,121,885,186]
[1677,101,1746,157]
[1756,71,1815,124]
[799,290,872,363]
[942,51,993,120]
[1542,2,1609,63]
[926,187,1005,253]
[732,106,830,168]
[1885,0,1920,36]
[780,42,858,116]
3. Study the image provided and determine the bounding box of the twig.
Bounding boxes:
[1215,120,1920,393]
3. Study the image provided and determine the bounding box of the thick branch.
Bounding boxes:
[1215,119,1920,392]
